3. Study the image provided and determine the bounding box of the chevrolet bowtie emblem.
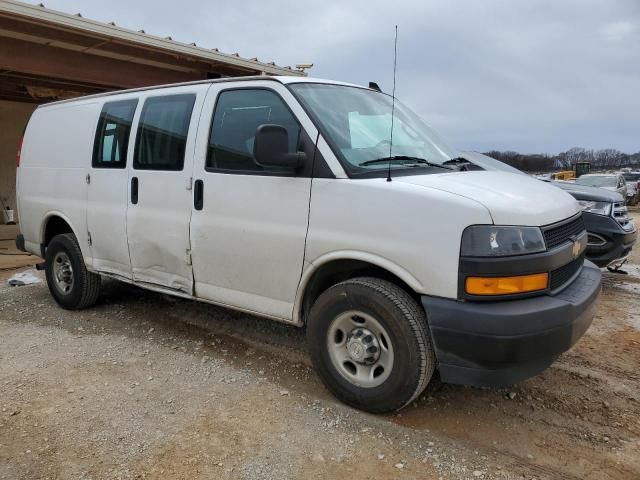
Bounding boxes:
[572,239,581,258]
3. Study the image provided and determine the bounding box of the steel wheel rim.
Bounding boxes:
[327,310,395,388]
[52,251,74,295]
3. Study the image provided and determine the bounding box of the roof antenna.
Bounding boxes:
[387,25,398,183]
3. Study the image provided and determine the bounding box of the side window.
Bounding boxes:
[134,94,196,171]
[92,99,137,168]
[206,89,301,172]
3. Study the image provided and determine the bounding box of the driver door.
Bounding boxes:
[189,82,316,320]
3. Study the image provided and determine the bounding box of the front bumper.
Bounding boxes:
[583,213,637,267]
[422,260,601,387]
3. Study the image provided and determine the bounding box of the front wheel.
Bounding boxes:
[307,277,436,413]
[45,233,101,310]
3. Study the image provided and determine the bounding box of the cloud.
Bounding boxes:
[601,20,638,42]
[35,0,640,153]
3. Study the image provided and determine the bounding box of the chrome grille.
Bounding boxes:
[543,215,586,250]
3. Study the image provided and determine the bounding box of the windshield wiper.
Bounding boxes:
[359,155,452,169]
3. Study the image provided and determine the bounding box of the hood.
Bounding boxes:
[552,181,624,203]
[394,171,580,226]
[461,151,525,175]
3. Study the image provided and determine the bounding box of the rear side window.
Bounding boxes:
[92,99,137,168]
[134,94,196,171]
[206,89,301,172]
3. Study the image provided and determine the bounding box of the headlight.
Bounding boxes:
[461,225,546,257]
[577,200,611,216]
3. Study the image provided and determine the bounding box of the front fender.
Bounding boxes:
[292,250,424,326]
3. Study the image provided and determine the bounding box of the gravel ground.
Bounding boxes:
[1,209,639,480]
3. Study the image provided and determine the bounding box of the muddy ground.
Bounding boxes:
[1,210,639,480]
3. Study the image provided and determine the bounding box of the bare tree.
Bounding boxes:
[483,148,640,172]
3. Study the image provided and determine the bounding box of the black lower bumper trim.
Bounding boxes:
[422,261,601,387]
[438,356,558,388]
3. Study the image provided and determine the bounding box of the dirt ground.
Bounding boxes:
[1,210,639,480]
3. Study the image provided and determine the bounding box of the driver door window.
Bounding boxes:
[206,89,301,173]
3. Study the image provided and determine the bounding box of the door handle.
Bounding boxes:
[194,179,203,211]
[131,177,138,204]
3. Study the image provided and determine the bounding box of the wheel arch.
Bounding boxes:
[294,251,424,326]
[40,212,78,256]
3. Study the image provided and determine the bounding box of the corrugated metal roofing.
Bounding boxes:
[0,0,307,77]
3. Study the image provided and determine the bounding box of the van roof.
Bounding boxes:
[38,76,364,108]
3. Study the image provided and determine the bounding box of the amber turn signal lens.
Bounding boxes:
[465,273,549,296]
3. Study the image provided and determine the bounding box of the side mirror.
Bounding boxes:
[253,124,306,169]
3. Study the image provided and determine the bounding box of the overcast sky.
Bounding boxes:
[35,0,640,154]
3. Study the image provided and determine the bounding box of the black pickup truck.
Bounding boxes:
[551,181,636,268]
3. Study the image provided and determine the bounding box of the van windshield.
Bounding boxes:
[289,83,460,176]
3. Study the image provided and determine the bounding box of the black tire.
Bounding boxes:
[45,233,101,310]
[307,277,436,413]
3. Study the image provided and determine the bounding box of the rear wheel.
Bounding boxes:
[45,233,101,309]
[307,277,435,413]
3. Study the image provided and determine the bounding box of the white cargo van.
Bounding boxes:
[16,76,601,412]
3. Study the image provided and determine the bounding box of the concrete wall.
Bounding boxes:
[0,100,36,224]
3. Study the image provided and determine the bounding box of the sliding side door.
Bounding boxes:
[125,87,205,293]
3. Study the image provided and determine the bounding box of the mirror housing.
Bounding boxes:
[253,124,306,169]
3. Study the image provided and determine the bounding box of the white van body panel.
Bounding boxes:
[190,81,314,320]
[395,171,580,226]
[86,159,131,277]
[190,171,311,319]
[17,101,100,260]
[124,84,209,293]
[303,177,493,300]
